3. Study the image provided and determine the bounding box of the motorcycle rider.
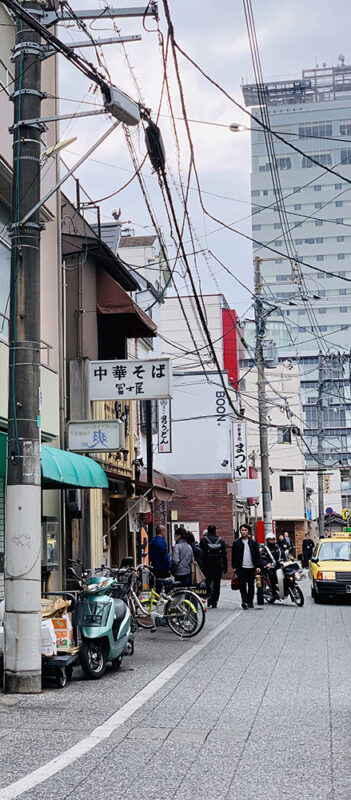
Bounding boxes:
[260,533,284,600]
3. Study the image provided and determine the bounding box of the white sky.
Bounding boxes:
[58,0,351,321]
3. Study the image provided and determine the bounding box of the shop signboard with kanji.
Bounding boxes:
[232,421,247,479]
[90,358,172,401]
[157,398,172,453]
[67,420,125,452]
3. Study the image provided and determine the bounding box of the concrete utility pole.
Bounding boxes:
[4,0,44,693]
[317,351,324,540]
[254,257,273,540]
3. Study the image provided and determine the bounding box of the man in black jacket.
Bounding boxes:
[200,524,228,608]
[232,523,261,609]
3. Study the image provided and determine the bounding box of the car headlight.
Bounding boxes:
[316,571,336,581]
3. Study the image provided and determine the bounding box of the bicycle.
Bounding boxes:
[111,565,206,639]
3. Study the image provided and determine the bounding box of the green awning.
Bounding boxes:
[41,445,108,489]
[0,433,108,489]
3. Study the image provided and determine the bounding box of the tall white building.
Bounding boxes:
[242,60,351,350]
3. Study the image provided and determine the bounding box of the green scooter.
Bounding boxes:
[71,568,133,679]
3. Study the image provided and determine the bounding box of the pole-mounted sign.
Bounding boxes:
[233,421,248,479]
[157,399,172,453]
[67,420,125,452]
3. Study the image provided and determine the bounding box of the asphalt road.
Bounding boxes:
[1,579,351,800]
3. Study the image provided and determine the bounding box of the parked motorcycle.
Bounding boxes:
[68,563,133,679]
[262,561,305,606]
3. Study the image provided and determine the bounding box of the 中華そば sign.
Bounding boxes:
[90,358,172,402]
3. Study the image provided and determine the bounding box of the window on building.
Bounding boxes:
[314,185,322,192]
[275,259,283,264]
[305,238,315,244]
[295,239,303,245]
[280,476,294,492]
[336,218,344,224]
[340,288,347,295]
[294,187,301,192]
[319,325,327,331]
[340,121,351,136]
[319,308,326,314]
[276,157,291,170]
[277,427,292,444]
[337,235,344,242]
[340,306,347,312]
[263,189,268,195]
[275,240,282,246]
[336,200,343,207]
[339,271,345,277]
[252,224,261,231]
[316,255,324,261]
[296,222,303,228]
[294,204,302,210]
[317,271,324,277]
[274,223,282,229]
[335,183,342,189]
[319,290,326,296]
[315,202,322,209]
[252,190,260,196]
[299,121,332,138]
[338,253,345,259]
[298,309,305,315]
[341,149,351,164]
[341,324,348,330]
[302,153,332,168]
[276,275,289,282]
[315,220,323,226]
[316,237,324,243]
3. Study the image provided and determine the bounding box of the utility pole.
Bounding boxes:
[4,0,44,693]
[145,400,153,538]
[317,351,324,540]
[254,257,273,540]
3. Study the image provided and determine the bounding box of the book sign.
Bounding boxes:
[90,358,172,402]
[158,399,172,453]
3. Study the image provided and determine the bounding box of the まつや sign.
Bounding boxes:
[233,421,247,479]
[90,358,172,401]
[158,398,172,453]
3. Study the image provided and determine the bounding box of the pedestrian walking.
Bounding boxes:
[231,523,261,609]
[200,524,228,608]
[302,532,314,568]
[171,527,194,587]
[278,533,290,560]
[184,531,204,570]
[149,525,171,589]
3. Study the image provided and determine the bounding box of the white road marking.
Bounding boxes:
[0,610,239,800]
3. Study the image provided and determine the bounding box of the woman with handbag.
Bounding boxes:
[171,527,194,587]
[184,531,206,587]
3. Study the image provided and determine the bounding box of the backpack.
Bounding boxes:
[204,536,223,564]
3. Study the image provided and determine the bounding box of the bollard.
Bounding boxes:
[256,573,264,605]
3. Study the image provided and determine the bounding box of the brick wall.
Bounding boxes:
[169,477,234,578]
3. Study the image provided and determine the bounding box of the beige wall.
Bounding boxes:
[241,363,306,522]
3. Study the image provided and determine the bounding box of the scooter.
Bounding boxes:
[262,561,305,607]
[68,564,133,679]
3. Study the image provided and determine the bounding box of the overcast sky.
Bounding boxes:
[58,0,351,320]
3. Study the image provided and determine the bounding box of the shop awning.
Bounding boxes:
[140,468,186,502]
[41,445,108,489]
[0,433,108,489]
[96,268,157,339]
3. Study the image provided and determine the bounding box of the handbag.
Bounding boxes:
[191,560,206,586]
[231,573,240,591]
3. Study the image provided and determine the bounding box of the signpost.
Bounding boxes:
[90,358,172,401]
[232,421,248,479]
[67,420,125,452]
[157,399,172,453]
[325,506,333,516]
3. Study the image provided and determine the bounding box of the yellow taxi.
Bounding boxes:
[309,532,351,602]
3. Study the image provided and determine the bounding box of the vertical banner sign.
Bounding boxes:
[233,421,248,479]
[158,399,172,453]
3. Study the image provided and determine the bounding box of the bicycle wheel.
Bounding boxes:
[133,593,155,629]
[166,590,205,638]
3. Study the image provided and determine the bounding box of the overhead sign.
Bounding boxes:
[67,420,125,452]
[233,421,248,479]
[90,358,172,402]
[157,398,172,453]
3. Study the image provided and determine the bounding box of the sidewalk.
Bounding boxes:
[1,582,351,799]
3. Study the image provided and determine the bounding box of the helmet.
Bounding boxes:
[266,533,275,541]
